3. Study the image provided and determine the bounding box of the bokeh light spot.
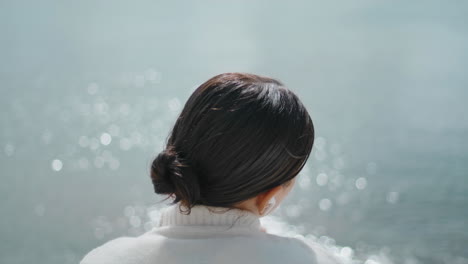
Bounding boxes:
[355,177,368,190]
[51,159,63,171]
[100,133,112,146]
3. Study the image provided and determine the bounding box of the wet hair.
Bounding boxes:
[150,72,315,214]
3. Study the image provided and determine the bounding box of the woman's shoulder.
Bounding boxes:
[79,232,343,264]
[79,236,138,264]
[259,233,343,264]
[291,237,343,264]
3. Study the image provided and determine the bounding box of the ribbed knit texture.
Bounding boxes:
[158,203,262,230]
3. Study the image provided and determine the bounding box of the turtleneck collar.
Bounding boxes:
[158,203,262,230]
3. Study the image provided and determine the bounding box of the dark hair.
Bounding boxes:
[150,72,314,214]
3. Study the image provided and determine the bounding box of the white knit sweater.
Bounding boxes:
[80,203,342,264]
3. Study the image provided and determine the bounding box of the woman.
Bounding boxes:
[80,73,341,264]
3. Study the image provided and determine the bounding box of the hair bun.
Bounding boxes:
[150,148,179,194]
[150,146,204,208]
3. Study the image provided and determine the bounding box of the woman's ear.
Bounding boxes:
[255,185,282,215]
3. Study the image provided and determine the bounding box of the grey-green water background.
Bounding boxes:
[1,1,467,263]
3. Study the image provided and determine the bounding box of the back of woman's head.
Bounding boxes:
[150,72,315,214]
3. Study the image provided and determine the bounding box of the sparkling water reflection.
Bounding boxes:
[1,1,468,263]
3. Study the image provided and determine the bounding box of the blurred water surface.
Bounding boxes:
[1,1,467,263]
